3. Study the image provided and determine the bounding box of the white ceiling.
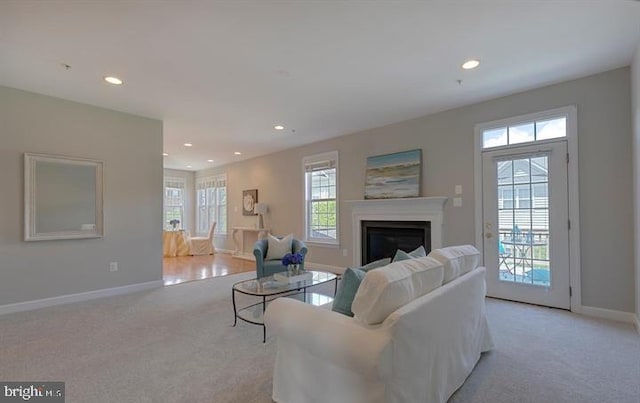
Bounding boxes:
[1,1,639,171]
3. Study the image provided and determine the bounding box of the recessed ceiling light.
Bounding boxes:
[207,159,214,162]
[274,125,285,130]
[183,143,193,147]
[104,76,123,85]
[162,153,169,156]
[186,165,192,168]
[462,59,480,70]
[234,151,242,155]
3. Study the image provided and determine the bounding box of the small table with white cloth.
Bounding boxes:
[162,230,191,257]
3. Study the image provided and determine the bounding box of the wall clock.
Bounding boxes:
[242,189,258,216]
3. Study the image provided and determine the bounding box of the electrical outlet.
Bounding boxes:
[453,197,462,207]
[342,249,348,257]
[109,262,118,272]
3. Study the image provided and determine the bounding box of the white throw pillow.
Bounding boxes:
[266,234,293,260]
[428,245,480,284]
[351,256,444,325]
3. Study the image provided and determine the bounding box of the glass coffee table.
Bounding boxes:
[232,270,338,342]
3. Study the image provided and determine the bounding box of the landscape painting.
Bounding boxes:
[364,149,422,199]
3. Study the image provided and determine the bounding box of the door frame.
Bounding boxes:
[473,105,581,312]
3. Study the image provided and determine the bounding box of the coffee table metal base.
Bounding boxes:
[232,271,338,342]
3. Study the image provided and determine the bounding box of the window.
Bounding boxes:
[164,178,185,229]
[303,151,338,245]
[482,116,566,149]
[196,174,227,236]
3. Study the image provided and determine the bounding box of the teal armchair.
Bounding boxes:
[253,238,308,278]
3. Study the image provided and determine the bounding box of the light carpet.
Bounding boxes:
[1,272,639,403]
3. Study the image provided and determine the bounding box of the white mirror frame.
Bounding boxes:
[24,153,104,241]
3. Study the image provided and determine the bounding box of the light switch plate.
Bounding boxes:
[453,197,462,207]
[455,185,463,195]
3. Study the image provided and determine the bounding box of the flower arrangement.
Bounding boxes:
[169,219,180,229]
[282,252,304,266]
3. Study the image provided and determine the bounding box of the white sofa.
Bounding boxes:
[264,245,494,403]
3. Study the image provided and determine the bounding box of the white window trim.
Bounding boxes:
[473,105,582,312]
[196,173,227,237]
[302,151,339,246]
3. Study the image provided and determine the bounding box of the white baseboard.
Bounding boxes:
[579,305,637,324]
[305,261,345,275]
[0,280,163,316]
[215,248,234,255]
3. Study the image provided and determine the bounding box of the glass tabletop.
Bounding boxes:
[233,270,337,297]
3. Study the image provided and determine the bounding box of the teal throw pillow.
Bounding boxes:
[332,268,366,317]
[392,245,427,262]
[392,249,412,262]
[331,257,392,317]
[409,245,427,258]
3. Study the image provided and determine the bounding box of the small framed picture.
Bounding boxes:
[242,189,258,215]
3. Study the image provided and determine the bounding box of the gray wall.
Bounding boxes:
[0,86,163,306]
[201,68,634,312]
[633,43,640,319]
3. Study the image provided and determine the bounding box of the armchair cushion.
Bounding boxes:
[266,234,293,260]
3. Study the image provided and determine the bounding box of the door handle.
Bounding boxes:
[485,232,493,239]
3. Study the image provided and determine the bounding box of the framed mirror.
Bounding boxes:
[24,153,104,241]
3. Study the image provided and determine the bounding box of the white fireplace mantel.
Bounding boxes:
[346,197,448,266]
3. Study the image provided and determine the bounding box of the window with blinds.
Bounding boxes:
[196,174,227,236]
[303,151,338,245]
[164,177,185,229]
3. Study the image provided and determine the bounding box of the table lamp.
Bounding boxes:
[254,203,268,229]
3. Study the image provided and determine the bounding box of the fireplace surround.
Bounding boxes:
[347,197,447,266]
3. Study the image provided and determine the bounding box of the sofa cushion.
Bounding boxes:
[352,256,444,325]
[391,245,427,262]
[331,257,392,317]
[266,234,293,260]
[360,257,393,271]
[427,245,480,284]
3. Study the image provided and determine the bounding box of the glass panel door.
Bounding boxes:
[482,141,570,309]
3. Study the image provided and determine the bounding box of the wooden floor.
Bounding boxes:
[162,253,256,286]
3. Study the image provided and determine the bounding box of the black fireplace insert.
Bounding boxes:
[361,220,431,265]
